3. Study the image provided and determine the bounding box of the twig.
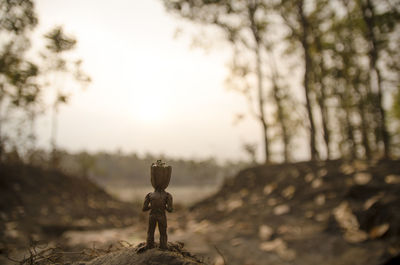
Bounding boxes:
[214,245,227,265]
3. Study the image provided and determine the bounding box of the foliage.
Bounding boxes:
[164,0,299,163]
[393,87,400,121]
[55,150,244,187]
[40,25,91,166]
[0,0,39,158]
[162,0,400,160]
[0,0,90,163]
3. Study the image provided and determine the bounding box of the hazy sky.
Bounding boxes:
[33,0,264,162]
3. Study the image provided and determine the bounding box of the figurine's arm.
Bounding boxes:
[142,193,151,212]
[166,192,173,213]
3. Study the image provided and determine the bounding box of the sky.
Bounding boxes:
[33,0,265,162]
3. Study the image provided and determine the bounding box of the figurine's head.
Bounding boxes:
[150,160,172,191]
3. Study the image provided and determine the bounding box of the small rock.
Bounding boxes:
[318,168,328,177]
[314,194,326,206]
[240,188,249,197]
[214,256,225,265]
[193,220,210,233]
[340,164,354,174]
[305,173,315,182]
[385,174,400,184]
[5,222,19,238]
[305,211,314,218]
[273,204,290,215]
[315,212,330,222]
[263,183,276,195]
[259,238,296,261]
[353,172,372,185]
[281,185,296,199]
[312,178,323,188]
[230,237,244,247]
[333,201,368,243]
[259,238,286,252]
[353,160,368,171]
[259,225,274,240]
[227,199,243,211]
[344,229,368,243]
[216,201,226,211]
[267,198,278,206]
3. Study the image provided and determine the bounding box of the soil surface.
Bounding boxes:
[85,242,207,265]
[0,163,139,257]
[187,159,400,265]
[2,160,400,265]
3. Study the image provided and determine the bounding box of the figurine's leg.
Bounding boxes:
[146,214,156,248]
[158,214,168,249]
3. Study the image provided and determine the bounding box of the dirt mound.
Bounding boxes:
[0,163,138,250]
[7,241,207,265]
[188,159,400,265]
[85,242,207,265]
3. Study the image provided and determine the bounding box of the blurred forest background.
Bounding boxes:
[0,0,247,203]
[1,0,400,264]
[1,0,400,166]
[162,0,400,163]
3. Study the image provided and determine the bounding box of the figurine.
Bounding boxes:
[142,160,173,250]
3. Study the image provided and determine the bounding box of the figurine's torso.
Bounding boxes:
[144,190,173,215]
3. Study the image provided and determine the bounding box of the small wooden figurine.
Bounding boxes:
[142,160,173,249]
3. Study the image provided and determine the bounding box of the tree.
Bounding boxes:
[163,0,400,161]
[358,0,400,158]
[76,151,96,178]
[1,1,91,165]
[0,0,39,160]
[278,0,320,160]
[307,0,333,160]
[164,0,299,163]
[247,0,271,163]
[328,0,373,159]
[242,142,258,165]
[329,0,399,159]
[41,26,91,167]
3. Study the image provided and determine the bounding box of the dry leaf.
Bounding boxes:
[369,223,389,239]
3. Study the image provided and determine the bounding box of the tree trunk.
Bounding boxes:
[342,0,371,160]
[0,99,3,161]
[272,81,290,162]
[360,0,390,158]
[375,67,390,158]
[255,40,270,163]
[360,102,371,159]
[249,1,270,163]
[298,0,319,160]
[344,107,357,159]
[50,95,59,168]
[314,36,331,160]
[317,90,331,160]
[268,54,290,162]
[341,85,357,160]
[354,82,372,160]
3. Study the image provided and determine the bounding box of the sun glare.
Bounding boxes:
[132,92,167,123]
[137,101,163,122]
